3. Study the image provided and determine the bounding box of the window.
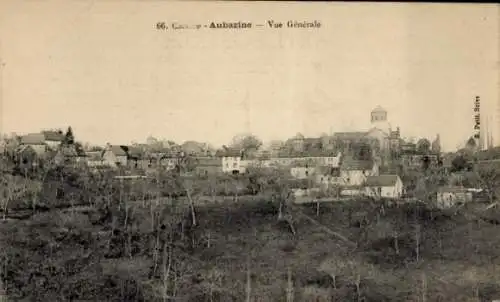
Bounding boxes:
[233,162,237,168]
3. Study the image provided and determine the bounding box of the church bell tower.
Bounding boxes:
[370,105,390,132]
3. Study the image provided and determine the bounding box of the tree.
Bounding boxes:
[466,137,477,150]
[431,134,441,154]
[451,155,471,172]
[0,174,27,220]
[230,134,262,152]
[416,138,431,154]
[64,127,75,145]
[267,140,284,151]
[472,165,500,205]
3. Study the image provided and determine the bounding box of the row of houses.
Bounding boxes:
[3,130,486,209]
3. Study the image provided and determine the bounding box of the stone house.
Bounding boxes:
[364,175,404,199]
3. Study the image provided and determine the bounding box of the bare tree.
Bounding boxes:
[286,267,294,302]
[415,223,421,263]
[473,166,500,207]
[319,257,346,290]
[183,178,198,227]
[245,256,252,302]
[161,242,172,302]
[0,174,26,220]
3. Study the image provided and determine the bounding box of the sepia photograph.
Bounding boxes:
[0,1,499,301]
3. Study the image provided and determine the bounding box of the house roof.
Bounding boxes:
[108,145,127,157]
[196,157,222,166]
[371,105,386,113]
[20,133,46,145]
[365,175,400,187]
[333,132,367,140]
[341,158,373,171]
[42,130,65,142]
[181,141,206,155]
[157,150,182,159]
[149,147,172,155]
[86,151,103,161]
[125,146,144,159]
[437,186,471,193]
[293,133,305,139]
[315,165,339,175]
[216,148,242,157]
[401,143,416,149]
[303,137,321,145]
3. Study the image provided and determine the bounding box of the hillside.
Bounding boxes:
[2,192,500,301]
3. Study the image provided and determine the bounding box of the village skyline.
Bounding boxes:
[1,100,496,153]
[0,2,498,152]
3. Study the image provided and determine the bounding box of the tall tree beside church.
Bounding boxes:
[431,134,441,154]
[64,126,75,145]
[416,138,431,154]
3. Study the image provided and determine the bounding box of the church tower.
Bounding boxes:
[370,105,390,134]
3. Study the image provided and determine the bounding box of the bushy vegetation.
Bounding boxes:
[1,162,500,301]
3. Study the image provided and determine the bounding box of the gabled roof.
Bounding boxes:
[341,157,373,171]
[365,175,400,187]
[125,146,144,159]
[42,130,65,142]
[20,133,46,145]
[303,137,321,145]
[316,166,334,175]
[107,145,127,157]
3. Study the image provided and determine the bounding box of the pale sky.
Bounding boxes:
[0,2,498,151]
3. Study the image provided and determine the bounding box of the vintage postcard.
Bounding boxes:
[0,1,499,301]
